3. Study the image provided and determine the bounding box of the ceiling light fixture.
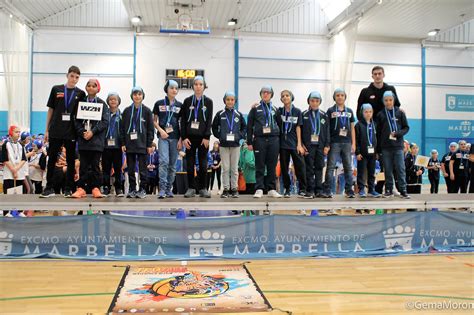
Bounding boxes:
[131,16,142,24]
[427,29,440,36]
[228,18,237,26]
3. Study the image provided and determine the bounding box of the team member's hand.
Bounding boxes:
[442,171,448,177]
[44,131,49,143]
[159,129,169,139]
[297,144,305,156]
[450,174,455,181]
[351,144,356,153]
[121,146,126,152]
[83,131,93,140]
[323,146,330,156]
[12,169,18,179]
[183,138,191,150]
[302,144,308,156]
[147,147,153,154]
[247,145,253,151]
[416,170,423,176]
[74,173,79,181]
[357,154,363,161]
[201,138,209,149]
[177,139,182,150]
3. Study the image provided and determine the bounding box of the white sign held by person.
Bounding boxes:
[414,155,429,168]
[77,102,103,121]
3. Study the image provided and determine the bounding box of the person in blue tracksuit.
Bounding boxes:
[247,85,283,199]
[153,80,183,199]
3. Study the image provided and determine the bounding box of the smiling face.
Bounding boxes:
[108,96,119,111]
[225,96,236,109]
[411,146,419,155]
[280,91,292,106]
[449,144,457,152]
[132,91,143,104]
[86,81,99,97]
[459,141,467,151]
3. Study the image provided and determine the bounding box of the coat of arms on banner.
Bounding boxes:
[108,264,272,314]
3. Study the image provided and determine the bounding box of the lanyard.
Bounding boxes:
[164,97,175,126]
[335,106,348,130]
[385,108,398,132]
[87,97,97,103]
[261,101,273,127]
[284,105,293,134]
[8,141,21,161]
[310,110,320,135]
[193,96,202,122]
[367,121,374,146]
[64,85,76,112]
[127,104,142,133]
[107,111,119,138]
[225,109,235,134]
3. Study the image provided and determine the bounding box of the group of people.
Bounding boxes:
[1,65,473,208]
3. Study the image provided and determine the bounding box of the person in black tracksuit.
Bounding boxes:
[180,76,213,198]
[449,140,470,193]
[356,66,401,121]
[247,85,283,198]
[40,66,86,198]
[301,91,330,199]
[120,86,154,199]
[72,79,109,198]
[102,92,124,197]
[355,103,381,198]
[278,90,306,198]
[404,143,424,195]
[427,149,440,194]
[441,142,458,193]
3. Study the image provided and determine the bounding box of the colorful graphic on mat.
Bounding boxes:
[108,264,271,313]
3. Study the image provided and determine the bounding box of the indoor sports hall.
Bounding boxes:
[0,0,473,314]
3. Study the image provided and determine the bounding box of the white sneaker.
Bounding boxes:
[253,189,264,198]
[5,213,13,217]
[268,190,282,198]
[300,210,307,215]
[18,212,27,218]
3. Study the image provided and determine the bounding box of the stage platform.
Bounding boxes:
[1,194,472,212]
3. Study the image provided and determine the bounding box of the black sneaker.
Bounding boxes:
[230,189,239,198]
[345,191,355,198]
[221,189,230,198]
[64,190,73,198]
[102,186,110,196]
[283,189,291,198]
[303,192,314,199]
[136,189,147,199]
[40,187,55,198]
[400,191,411,199]
[116,188,124,197]
[127,190,137,198]
[383,191,394,198]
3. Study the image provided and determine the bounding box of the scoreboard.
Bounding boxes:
[166,69,205,89]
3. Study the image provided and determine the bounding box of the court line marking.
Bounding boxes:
[1,291,473,302]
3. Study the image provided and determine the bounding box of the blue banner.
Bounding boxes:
[0,212,472,260]
[446,94,474,112]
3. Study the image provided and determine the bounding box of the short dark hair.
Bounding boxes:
[67,65,81,75]
[372,66,384,74]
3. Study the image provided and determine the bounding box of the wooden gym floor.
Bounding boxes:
[0,253,473,315]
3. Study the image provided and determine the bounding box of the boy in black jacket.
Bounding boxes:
[375,91,410,199]
[301,91,330,199]
[180,76,213,198]
[212,91,246,198]
[72,79,109,198]
[40,65,86,198]
[247,85,283,199]
[120,87,154,199]
[355,103,381,198]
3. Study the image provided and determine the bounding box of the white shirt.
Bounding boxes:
[3,141,26,181]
